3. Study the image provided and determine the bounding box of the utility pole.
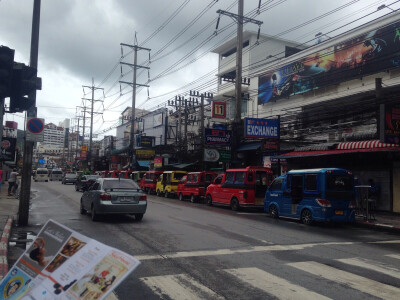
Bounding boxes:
[82,78,103,171]
[19,0,41,226]
[190,91,213,170]
[119,34,150,169]
[216,1,262,151]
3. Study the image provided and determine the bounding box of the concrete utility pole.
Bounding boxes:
[19,0,41,226]
[82,78,103,170]
[217,0,263,123]
[189,91,213,170]
[119,35,150,168]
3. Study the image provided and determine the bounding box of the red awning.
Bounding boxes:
[336,140,399,150]
[280,145,400,159]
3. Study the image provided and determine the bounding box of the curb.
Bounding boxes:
[353,220,400,234]
[0,216,13,281]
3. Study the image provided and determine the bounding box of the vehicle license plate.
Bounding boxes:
[335,210,344,215]
[119,197,133,202]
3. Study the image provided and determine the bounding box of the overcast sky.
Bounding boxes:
[1,0,398,138]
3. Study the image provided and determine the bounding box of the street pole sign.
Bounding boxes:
[26,117,44,142]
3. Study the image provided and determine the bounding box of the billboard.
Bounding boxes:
[212,101,227,118]
[244,118,279,139]
[259,21,400,104]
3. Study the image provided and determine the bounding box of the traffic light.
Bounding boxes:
[9,63,41,113]
[0,46,15,98]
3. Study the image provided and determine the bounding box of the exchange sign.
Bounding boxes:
[244,118,279,139]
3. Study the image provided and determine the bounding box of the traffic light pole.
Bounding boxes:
[19,0,41,226]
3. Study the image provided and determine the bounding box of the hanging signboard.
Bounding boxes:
[204,149,231,162]
[0,137,16,161]
[137,136,154,148]
[154,157,163,168]
[244,118,279,139]
[380,104,400,144]
[136,149,155,159]
[205,128,231,145]
[212,101,227,119]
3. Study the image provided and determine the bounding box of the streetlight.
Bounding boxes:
[377,4,395,11]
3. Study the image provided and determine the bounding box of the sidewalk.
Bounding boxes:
[0,184,20,281]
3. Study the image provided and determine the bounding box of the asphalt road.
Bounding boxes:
[8,180,400,299]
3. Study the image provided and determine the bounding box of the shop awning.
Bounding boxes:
[336,140,399,150]
[173,162,197,169]
[279,141,400,159]
[237,142,261,152]
[137,160,151,168]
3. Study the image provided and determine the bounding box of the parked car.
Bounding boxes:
[140,171,163,194]
[34,168,49,182]
[156,170,187,198]
[205,166,273,211]
[264,168,356,224]
[62,173,78,185]
[49,168,63,181]
[75,175,100,192]
[177,171,218,203]
[80,178,147,222]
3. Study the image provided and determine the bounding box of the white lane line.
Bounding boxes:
[289,261,400,300]
[368,240,400,244]
[140,274,224,300]
[386,254,400,260]
[223,267,331,300]
[135,241,355,261]
[337,258,400,279]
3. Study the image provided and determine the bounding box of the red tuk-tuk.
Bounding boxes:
[177,171,218,203]
[205,166,273,211]
[140,171,163,194]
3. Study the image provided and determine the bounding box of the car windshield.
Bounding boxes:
[66,174,76,178]
[103,179,139,190]
[37,170,48,174]
[52,171,62,174]
[86,175,100,180]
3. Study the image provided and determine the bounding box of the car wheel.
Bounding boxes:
[269,204,279,219]
[135,213,144,221]
[190,194,196,203]
[46,180,48,182]
[206,194,212,206]
[156,190,161,197]
[80,199,86,215]
[91,205,99,222]
[165,191,169,198]
[301,209,313,225]
[230,197,240,211]
[179,193,184,201]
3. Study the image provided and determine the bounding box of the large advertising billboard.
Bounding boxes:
[259,21,400,104]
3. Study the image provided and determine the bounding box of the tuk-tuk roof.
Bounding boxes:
[163,170,187,174]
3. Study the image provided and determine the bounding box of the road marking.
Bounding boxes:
[135,241,355,261]
[386,254,400,260]
[140,274,224,300]
[223,267,331,300]
[337,258,400,279]
[368,240,400,244]
[289,261,400,300]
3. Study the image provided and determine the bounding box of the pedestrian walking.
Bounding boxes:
[8,168,18,196]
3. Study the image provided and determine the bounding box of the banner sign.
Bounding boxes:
[212,101,227,119]
[204,149,231,162]
[382,104,400,144]
[136,149,155,159]
[259,20,400,104]
[244,118,279,139]
[137,136,154,148]
[263,139,279,150]
[205,128,231,145]
[0,137,16,161]
[0,219,140,300]
[154,157,163,168]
